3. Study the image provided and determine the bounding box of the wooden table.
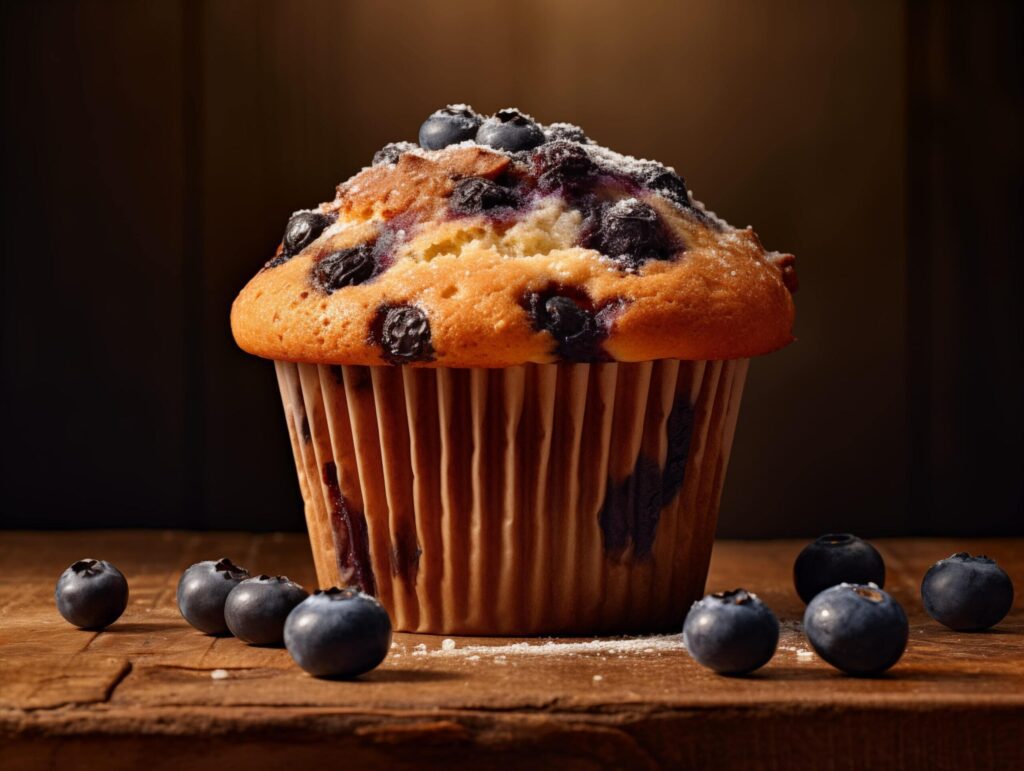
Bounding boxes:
[1,532,1021,770]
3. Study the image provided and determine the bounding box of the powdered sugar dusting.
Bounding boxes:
[390,635,683,660]
[357,106,726,226]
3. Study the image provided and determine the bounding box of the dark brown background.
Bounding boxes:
[1,0,1021,536]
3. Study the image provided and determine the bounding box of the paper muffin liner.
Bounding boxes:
[275,359,748,635]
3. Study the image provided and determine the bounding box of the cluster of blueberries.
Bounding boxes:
[684,533,1016,677]
[54,558,391,678]
[54,534,1014,681]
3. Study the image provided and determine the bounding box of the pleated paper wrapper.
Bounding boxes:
[275,359,748,635]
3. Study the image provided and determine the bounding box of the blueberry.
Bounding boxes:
[312,244,376,292]
[803,583,908,676]
[682,589,779,675]
[54,559,129,630]
[921,552,1014,631]
[636,162,691,206]
[418,105,483,150]
[476,108,545,152]
[793,533,886,604]
[449,177,519,216]
[283,587,392,678]
[269,211,334,268]
[533,140,596,192]
[376,305,434,364]
[373,141,416,166]
[224,575,308,646]
[543,122,590,144]
[583,198,677,270]
[284,211,332,256]
[524,291,610,362]
[176,558,250,635]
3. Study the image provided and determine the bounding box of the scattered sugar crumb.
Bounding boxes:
[406,635,682,661]
[391,641,399,649]
[593,674,604,682]
[210,669,229,680]
[796,650,815,661]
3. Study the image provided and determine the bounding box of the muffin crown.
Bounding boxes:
[231,106,797,367]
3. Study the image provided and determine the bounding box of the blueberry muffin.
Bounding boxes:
[231,106,796,634]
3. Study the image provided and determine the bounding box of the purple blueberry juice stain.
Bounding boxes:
[390,529,422,584]
[661,396,694,505]
[597,395,695,560]
[598,455,662,558]
[322,462,377,596]
[267,211,336,268]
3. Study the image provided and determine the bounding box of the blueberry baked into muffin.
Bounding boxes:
[232,106,796,635]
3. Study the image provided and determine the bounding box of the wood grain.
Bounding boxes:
[0,532,1021,770]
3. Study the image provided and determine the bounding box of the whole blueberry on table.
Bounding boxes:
[55,559,129,629]
[284,587,392,678]
[224,575,308,646]
[793,533,886,604]
[921,552,1014,631]
[803,583,908,676]
[476,108,546,152]
[682,589,779,675]
[176,558,250,635]
[418,105,483,150]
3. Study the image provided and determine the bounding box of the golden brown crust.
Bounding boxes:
[231,143,795,367]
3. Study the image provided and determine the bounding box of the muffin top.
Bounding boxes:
[231,106,797,367]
